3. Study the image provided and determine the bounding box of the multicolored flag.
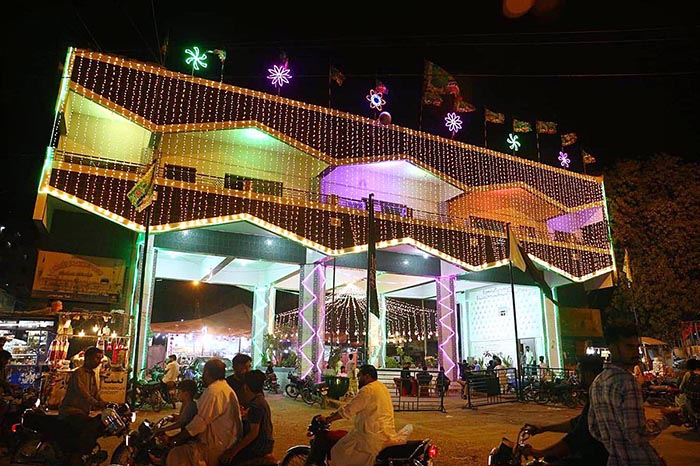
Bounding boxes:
[375,81,388,95]
[582,149,597,165]
[561,132,578,146]
[513,119,533,133]
[507,224,557,303]
[422,60,475,112]
[536,120,558,134]
[485,108,505,124]
[329,66,345,86]
[127,163,157,212]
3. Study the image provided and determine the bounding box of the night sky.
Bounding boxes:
[1,1,698,308]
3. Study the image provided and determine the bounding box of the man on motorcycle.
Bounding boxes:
[162,354,180,406]
[226,353,252,401]
[522,355,608,466]
[58,346,108,466]
[220,370,275,464]
[319,364,410,466]
[167,358,242,466]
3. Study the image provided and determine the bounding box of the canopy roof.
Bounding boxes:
[641,336,668,346]
[150,303,252,337]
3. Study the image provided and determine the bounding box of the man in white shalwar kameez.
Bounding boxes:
[320,364,410,466]
[167,359,242,466]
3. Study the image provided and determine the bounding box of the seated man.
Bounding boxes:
[416,366,432,396]
[220,370,275,465]
[523,355,608,466]
[676,358,700,423]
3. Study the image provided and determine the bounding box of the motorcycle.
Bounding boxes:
[1,388,38,452]
[11,401,134,466]
[110,414,177,465]
[128,368,169,412]
[281,415,438,466]
[301,381,329,409]
[285,372,310,399]
[642,378,679,407]
[264,372,280,394]
[488,425,548,466]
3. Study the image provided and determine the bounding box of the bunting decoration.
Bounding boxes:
[485,109,505,124]
[422,60,475,112]
[561,132,578,146]
[536,120,558,134]
[513,119,533,133]
[330,66,345,86]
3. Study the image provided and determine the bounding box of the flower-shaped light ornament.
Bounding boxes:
[444,112,463,135]
[185,47,208,71]
[366,89,386,111]
[558,151,571,168]
[507,133,521,151]
[267,64,292,88]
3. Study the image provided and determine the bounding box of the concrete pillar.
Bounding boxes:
[436,276,459,380]
[252,285,276,370]
[132,235,157,374]
[298,263,326,382]
[367,294,387,367]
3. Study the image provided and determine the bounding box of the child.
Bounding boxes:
[157,379,198,435]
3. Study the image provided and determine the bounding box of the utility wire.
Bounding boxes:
[121,4,160,64]
[151,0,163,65]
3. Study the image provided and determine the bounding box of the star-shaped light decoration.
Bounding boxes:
[444,112,463,136]
[185,47,208,72]
[558,151,571,168]
[507,133,521,151]
[267,63,292,88]
[366,89,386,111]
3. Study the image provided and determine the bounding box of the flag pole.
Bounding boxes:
[507,223,524,398]
[364,193,376,365]
[328,61,332,108]
[535,127,541,163]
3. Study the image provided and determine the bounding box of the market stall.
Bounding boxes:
[149,304,252,366]
[0,314,56,390]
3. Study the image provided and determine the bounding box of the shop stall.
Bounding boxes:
[0,314,56,390]
[149,304,252,367]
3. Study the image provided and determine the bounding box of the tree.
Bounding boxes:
[604,154,700,342]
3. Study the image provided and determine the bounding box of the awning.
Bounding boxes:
[641,336,667,346]
[150,303,252,337]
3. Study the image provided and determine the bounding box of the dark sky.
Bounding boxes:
[2,1,699,221]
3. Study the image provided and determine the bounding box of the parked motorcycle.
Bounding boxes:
[11,401,134,466]
[264,372,280,394]
[129,368,169,412]
[301,381,329,408]
[285,372,310,399]
[110,414,176,465]
[488,425,548,466]
[642,379,679,407]
[1,388,38,452]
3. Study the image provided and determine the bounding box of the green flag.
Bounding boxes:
[127,163,156,212]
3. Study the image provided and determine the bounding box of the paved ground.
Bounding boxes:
[6,392,699,465]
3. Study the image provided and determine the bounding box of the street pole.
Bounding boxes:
[131,202,151,405]
[364,194,376,365]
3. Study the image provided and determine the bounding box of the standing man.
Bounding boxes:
[162,354,180,407]
[167,358,242,466]
[320,365,409,466]
[523,346,535,375]
[588,324,675,466]
[346,353,358,396]
[226,353,252,401]
[58,346,107,466]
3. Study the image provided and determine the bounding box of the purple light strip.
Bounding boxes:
[437,279,457,376]
[298,265,322,379]
[314,270,326,378]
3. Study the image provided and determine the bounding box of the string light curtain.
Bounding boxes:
[41,49,614,282]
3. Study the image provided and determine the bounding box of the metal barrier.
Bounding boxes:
[377,369,447,412]
[462,368,519,409]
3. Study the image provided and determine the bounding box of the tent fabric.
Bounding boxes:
[150,303,253,337]
[641,336,667,346]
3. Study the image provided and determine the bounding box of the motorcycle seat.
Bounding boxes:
[22,410,70,433]
[376,440,427,462]
[313,382,327,389]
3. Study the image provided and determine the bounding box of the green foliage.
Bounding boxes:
[605,154,700,342]
[280,351,298,368]
[385,357,400,368]
[424,356,437,368]
[327,347,342,371]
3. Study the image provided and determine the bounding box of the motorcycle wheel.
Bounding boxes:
[149,392,164,412]
[285,384,299,399]
[13,438,61,465]
[534,389,550,405]
[111,442,134,466]
[280,451,309,466]
[301,388,315,405]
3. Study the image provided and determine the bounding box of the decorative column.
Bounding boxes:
[436,276,458,380]
[252,285,276,370]
[132,235,157,374]
[298,264,326,382]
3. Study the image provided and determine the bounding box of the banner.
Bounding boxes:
[536,120,558,134]
[127,163,156,212]
[513,119,533,133]
[32,250,126,303]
